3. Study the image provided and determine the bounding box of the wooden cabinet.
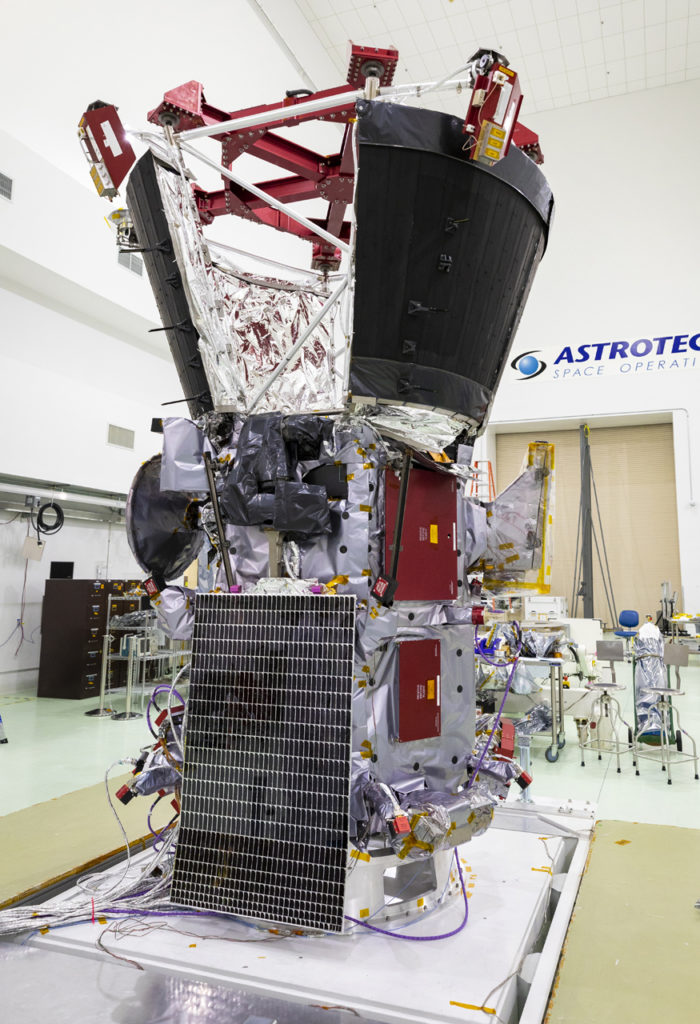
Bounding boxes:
[37,579,144,699]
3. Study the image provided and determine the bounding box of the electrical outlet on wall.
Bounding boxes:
[22,536,44,561]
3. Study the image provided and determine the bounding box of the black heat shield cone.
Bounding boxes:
[126,152,213,420]
[350,100,554,431]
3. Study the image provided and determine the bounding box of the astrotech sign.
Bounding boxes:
[511,332,700,381]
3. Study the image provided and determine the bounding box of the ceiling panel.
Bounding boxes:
[296,0,700,118]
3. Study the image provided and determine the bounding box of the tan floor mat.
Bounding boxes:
[546,819,700,1023]
[0,774,170,907]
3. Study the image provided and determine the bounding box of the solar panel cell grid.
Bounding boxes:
[170,593,356,933]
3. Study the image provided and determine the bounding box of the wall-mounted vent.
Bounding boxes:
[107,424,135,450]
[0,172,12,201]
[117,251,143,276]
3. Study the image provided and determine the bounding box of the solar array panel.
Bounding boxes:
[171,592,356,933]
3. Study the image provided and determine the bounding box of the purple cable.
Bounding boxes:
[466,637,521,792]
[344,850,468,941]
[103,907,211,917]
[146,686,186,738]
[147,795,164,840]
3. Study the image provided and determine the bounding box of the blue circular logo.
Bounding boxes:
[510,350,547,380]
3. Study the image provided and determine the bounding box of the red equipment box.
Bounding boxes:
[384,467,459,602]
[78,105,135,198]
[397,638,441,743]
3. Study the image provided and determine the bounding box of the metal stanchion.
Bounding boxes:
[84,633,114,717]
[112,640,142,720]
[517,735,533,804]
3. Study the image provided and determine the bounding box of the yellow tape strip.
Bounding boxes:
[350,849,371,862]
[449,1001,496,1014]
[326,575,349,587]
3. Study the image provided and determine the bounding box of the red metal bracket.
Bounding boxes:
[78,104,136,198]
[512,121,544,165]
[346,44,398,87]
[78,43,539,269]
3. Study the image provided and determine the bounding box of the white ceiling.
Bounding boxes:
[0,0,338,188]
[293,0,700,115]
[3,0,699,188]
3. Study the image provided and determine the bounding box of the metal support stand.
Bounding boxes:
[203,452,235,591]
[579,425,593,620]
[633,688,699,784]
[578,683,632,773]
[266,530,284,578]
[112,644,142,721]
[84,633,114,717]
[547,660,566,762]
[517,735,533,803]
[571,424,617,627]
[519,656,565,761]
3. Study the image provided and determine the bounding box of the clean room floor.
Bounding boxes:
[514,649,700,828]
[0,686,166,816]
[2,646,699,826]
[507,649,700,830]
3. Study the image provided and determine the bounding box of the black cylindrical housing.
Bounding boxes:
[350,101,554,431]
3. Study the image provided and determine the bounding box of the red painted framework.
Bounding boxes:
[79,44,542,269]
[146,45,401,268]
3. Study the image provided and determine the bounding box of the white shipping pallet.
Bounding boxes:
[28,799,593,1024]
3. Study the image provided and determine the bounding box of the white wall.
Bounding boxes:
[0,0,339,188]
[479,78,700,609]
[0,113,186,699]
[0,130,160,328]
[0,514,143,694]
[0,285,182,491]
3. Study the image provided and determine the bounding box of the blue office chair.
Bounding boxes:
[614,610,639,658]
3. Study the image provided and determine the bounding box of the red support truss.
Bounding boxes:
[78,44,543,270]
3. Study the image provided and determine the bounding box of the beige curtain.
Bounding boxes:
[494,424,682,627]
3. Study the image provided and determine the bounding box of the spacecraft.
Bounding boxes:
[78,44,555,934]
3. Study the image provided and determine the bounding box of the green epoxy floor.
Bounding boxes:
[546,820,700,1023]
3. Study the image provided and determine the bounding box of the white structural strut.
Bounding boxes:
[178,73,475,145]
[384,72,471,99]
[179,141,351,255]
[247,276,349,413]
[180,90,361,141]
[375,77,472,100]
